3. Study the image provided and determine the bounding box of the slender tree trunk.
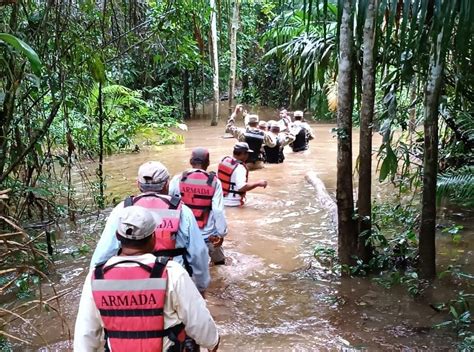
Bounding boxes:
[419,31,444,279]
[183,70,191,120]
[228,0,240,115]
[210,0,220,126]
[336,0,357,268]
[409,75,417,143]
[97,82,105,209]
[357,0,378,263]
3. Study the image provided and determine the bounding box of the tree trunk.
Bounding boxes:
[97,82,105,209]
[183,70,191,120]
[210,0,220,126]
[409,76,417,138]
[357,0,378,263]
[419,31,444,279]
[228,0,239,116]
[336,0,357,268]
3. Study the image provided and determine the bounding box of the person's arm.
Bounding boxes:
[233,164,267,193]
[168,174,181,197]
[170,264,219,350]
[175,205,211,292]
[89,203,123,269]
[280,132,296,147]
[237,180,267,193]
[305,123,315,140]
[210,180,227,237]
[263,132,277,148]
[73,272,103,352]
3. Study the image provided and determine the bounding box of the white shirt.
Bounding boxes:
[169,170,228,240]
[223,163,247,207]
[74,254,219,351]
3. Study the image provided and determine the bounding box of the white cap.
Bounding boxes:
[294,110,304,117]
[117,206,160,240]
[137,161,170,191]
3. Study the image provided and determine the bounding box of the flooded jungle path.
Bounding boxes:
[26,118,473,351]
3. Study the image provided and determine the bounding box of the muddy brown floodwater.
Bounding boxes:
[10,117,473,351]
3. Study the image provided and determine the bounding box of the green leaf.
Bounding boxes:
[0,33,42,76]
[88,54,106,84]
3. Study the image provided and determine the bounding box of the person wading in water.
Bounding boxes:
[74,206,220,352]
[169,147,228,265]
[218,142,268,207]
[225,104,275,170]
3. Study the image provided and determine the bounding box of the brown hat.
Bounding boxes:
[190,147,210,163]
[137,161,169,191]
[116,206,161,240]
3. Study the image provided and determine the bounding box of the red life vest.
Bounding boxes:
[124,194,191,275]
[179,170,217,229]
[217,156,248,201]
[92,257,185,352]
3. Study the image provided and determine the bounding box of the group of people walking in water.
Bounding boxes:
[73,106,315,351]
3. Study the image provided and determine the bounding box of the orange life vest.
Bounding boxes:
[124,194,192,275]
[91,257,185,352]
[217,156,248,202]
[179,170,217,229]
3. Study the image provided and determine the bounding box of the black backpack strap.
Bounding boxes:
[150,256,169,278]
[169,195,181,209]
[94,262,106,280]
[124,196,134,207]
[153,248,193,276]
[180,171,189,182]
[207,171,216,186]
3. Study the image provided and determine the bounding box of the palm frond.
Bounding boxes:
[437,166,474,206]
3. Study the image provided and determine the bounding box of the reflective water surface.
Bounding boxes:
[10,116,474,351]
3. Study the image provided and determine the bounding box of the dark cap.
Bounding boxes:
[190,147,210,163]
[233,142,254,153]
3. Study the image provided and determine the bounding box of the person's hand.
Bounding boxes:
[235,104,243,113]
[208,336,220,352]
[209,235,224,247]
[259,180,268,188]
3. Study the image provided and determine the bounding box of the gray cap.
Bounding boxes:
[190,147,210,163]
[270,123,281,132]
[233,141,254,153]
[117,206,160,240]
[137,161,170,191]
[245,114,259,125]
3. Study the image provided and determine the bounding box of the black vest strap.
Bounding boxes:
[150,256,168,278]
[124,196,134,207]
[99,308,164,317]
[207,171,216,186]
[106,323,185,340]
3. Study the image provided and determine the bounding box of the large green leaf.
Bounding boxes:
[88,54,106,84]
[0,33,42,76]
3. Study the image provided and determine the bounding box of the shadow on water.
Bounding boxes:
[8,118,473,351]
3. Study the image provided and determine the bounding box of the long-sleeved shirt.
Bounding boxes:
[268,131,296,147]
[290,121,315,140]
[169,170,227,240]
[89,199,210,292]
[225,121,276,147]
[74,254,219,351]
